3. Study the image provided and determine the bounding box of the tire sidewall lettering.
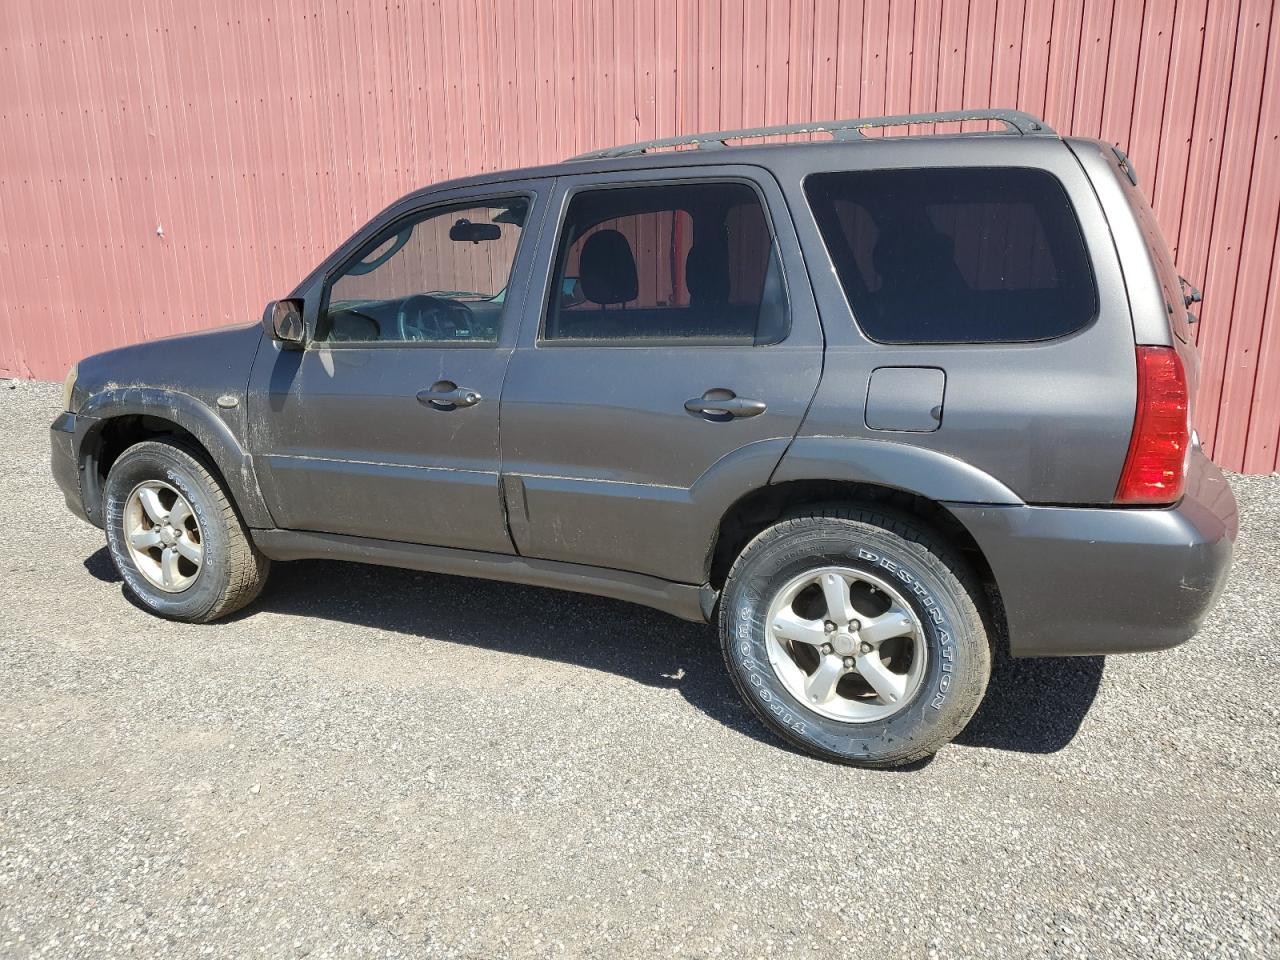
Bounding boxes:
[724,526,971,760]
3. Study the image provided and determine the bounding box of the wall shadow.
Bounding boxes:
[81,547,1103,759]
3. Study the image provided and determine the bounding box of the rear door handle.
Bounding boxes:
[684,389,767,421]
[416,380,483,409]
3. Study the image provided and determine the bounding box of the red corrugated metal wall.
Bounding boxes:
[1,0,1278,471]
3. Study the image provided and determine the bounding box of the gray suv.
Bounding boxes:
[51,110,1237,766]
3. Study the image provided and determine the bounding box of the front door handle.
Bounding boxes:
[684,389,767,421]
[416,380,483,409]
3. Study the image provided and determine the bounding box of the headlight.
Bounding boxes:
[62,363,79,412]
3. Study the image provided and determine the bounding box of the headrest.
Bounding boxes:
[685,243,730,303]
[579,230,638,305]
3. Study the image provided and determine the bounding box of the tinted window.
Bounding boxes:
[321,198,527,343]
[805,168,1097,343]
[543,182,788,343]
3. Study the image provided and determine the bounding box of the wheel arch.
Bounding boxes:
[705,477,1006,645]
[770,436,1023,506]
[77,388,273,529]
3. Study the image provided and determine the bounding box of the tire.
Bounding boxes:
[718,506,990,767]
[103,439,270,623]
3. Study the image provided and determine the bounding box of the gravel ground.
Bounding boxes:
[1,377,1277,960]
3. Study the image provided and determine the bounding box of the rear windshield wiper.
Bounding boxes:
[1179,276,1202,324]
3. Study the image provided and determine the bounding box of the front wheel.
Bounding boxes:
[103,440,270,622]
[719,507,991,767]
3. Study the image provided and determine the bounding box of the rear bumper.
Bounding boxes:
[947,449,1237,657]
[51,411,92,525]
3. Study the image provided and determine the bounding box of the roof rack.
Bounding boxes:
[570,109,1055,160]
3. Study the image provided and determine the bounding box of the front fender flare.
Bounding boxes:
[77,387,274,528]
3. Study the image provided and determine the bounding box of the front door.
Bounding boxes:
[498,169,824,584]
[248,186,544,553]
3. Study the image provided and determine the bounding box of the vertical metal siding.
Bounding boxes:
[1,0,1278,472]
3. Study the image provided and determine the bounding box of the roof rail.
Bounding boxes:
[570,109,1055,160]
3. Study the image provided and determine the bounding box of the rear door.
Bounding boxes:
[248,183,545,552]
[498,167,823,584]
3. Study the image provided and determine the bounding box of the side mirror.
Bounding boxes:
[263,299,305,348]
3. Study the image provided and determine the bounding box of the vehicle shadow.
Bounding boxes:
[955,646,1104,754]
[83,547,1103,759]
[84,546,122,583]
[246,557,793,752]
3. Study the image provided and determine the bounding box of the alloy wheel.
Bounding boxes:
[764,566,927,723]
[122,480,204,593]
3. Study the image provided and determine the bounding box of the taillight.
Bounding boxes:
[1115,346,1190,505]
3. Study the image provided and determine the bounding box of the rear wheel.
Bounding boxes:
[719,506,990,767]
[103,440,269,622]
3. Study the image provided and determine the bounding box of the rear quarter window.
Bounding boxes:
[805,167,1098,344]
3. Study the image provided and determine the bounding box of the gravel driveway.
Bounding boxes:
[1,378,1277,959]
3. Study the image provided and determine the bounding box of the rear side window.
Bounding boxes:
[805,168,1097,343]
[543,181,788,344]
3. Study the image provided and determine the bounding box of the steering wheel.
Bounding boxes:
[396,294,467,341]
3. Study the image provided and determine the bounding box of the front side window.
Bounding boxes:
[543,181,788,343]
[805,168,1097,344]
[320,198,528,344]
